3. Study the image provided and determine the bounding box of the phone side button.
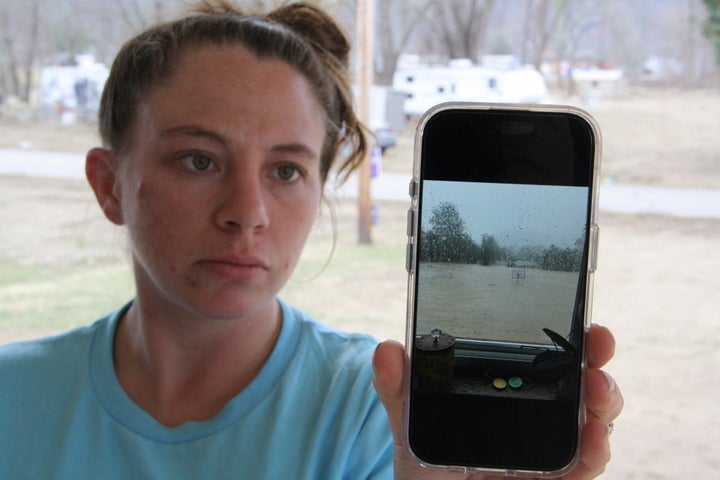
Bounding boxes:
[406,208,415,236]
[409,178,418,198]
[406,243,415,273]
[589,224,600,272]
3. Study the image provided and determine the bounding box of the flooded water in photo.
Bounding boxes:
[416,262,578,345]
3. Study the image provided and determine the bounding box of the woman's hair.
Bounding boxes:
[98,0,367,183]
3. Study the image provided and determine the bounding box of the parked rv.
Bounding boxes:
[393,60,549,116]
[40,55,109,123]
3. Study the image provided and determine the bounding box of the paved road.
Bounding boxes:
[332,167,720,220]
[2,148,719,220]
[0,149,87,179]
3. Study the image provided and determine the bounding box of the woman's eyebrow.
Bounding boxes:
[158,126,318,158]
[159,125,227,145]
[269,143,319,159]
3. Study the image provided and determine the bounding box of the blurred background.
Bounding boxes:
[1,0,719,122]
[1,0,719,478]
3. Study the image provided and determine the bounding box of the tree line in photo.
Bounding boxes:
[419,202,583,272]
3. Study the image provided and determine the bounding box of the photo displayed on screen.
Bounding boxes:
[416,180,588,346]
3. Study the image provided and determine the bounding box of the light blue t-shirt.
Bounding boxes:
[0,299,393,479]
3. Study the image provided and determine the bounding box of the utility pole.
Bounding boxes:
[356,0,375,244]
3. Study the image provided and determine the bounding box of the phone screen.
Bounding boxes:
[405,105,599,475]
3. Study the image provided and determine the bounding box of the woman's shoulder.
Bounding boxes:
[0,325,92,363]
[285,300,377,346]
[280,300,379,374]
[0,310,118,376]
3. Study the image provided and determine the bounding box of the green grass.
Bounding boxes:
[283,233,409,340]
[0,259,134,335]
[0,227,410,343]
[290,234,405,282]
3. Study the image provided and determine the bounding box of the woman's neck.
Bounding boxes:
[112,297,282,427]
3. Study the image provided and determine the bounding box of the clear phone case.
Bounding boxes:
[402,102,602,477]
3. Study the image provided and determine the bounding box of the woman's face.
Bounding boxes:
[109,44,326,321]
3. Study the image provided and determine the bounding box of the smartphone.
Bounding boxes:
[403,103,601,477]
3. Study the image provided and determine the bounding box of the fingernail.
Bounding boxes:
[603,371,616,393]
[371,345,379,375]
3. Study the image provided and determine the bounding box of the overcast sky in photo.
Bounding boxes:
[420,180,589,248]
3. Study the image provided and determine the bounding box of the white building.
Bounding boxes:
[393,58,549,116]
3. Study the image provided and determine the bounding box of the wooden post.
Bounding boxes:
[356,0,375,244]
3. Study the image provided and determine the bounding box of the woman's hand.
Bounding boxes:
[372,324,623,480]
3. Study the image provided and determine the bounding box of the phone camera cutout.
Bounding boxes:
[500,120,535,136]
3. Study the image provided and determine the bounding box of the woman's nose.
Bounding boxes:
[214,171,270,232]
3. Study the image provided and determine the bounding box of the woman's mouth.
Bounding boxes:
[197,256,269,282]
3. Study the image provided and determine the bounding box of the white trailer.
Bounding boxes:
[393,62,549,116]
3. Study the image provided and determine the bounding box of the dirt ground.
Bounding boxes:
[1,87,719,478]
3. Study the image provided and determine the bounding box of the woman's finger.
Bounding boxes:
[585,368,624,424]
[586,324,616,369]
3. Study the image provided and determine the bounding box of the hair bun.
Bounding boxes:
[192,0,245,15]
[268,3,350,69]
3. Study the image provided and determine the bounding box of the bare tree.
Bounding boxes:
[117,0,192,30]
[0,8,21,98]
[521,0,574,69]
[705,0,720,63]
[117,0,152,31]
[324,0,435,85]
[374,0,434,85]
[0,0,42,102]
[430,0,495,62]
[23,0,41,102]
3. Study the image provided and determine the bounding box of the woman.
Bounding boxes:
[0,2,622,478]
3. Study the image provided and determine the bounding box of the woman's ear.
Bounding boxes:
[86,147,125,226]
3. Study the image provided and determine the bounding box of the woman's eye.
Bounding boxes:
[275,165,301,182]
[179,153,214,172]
